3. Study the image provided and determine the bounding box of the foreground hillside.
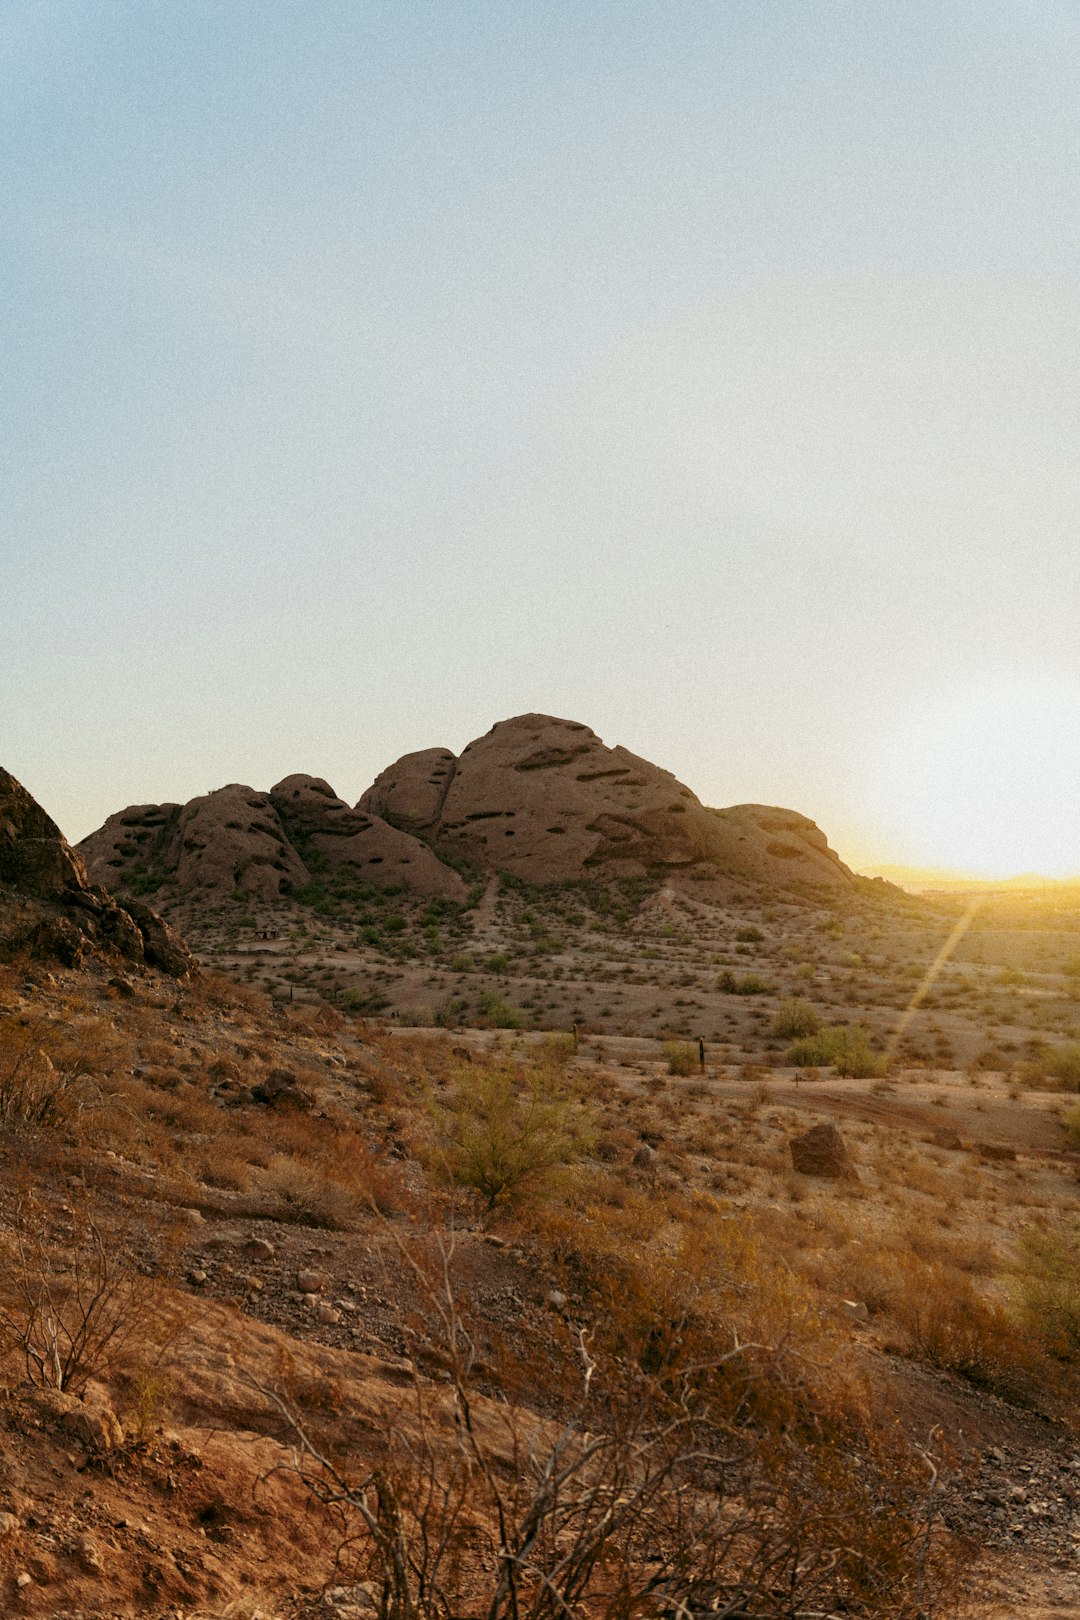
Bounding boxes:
[5,765,1080,1615]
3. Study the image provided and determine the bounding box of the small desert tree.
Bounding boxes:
[431,1059,595,1207]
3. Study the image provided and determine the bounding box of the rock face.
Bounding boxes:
[80,775,465,904]
[80,787,309,903]
[362,715,855,889]
[0,768,194,977]
[358,749,457,839]
[789,1123,858,1180]
[270,775,465,901]
[0,768,89,897]
[79,712,861,906]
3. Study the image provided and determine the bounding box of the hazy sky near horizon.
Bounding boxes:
[5,2,1080,876]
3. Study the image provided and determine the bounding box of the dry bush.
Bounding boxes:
[261,1229,959,1619]
[812,1234,1068,1415]
[0,1193,172,1395]
[260,1113,407,1225]
[186,971,271,1017]
[0,1010,123,1130]
[663,1039,697,1075]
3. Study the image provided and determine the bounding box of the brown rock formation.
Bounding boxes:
[0,767,89,897]
[81,786,309,903]
[78,713,861,907]
[270,775,465,900]
[0,768,194,976]
[358,748,458,838]
[362,715,855,889]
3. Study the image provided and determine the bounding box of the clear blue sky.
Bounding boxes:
[4,2,1080,876]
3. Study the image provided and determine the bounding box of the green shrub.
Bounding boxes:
[431,1061,595,1206]
[476,992,525,1030]
[434,996,468,1028]
[736,926,764,943]
[449,954,472,973]
[717,970,770,995]
[1016,1225,1080,1358]
[770,998,820,1039]
[341,989,390,1015]
[664,1041,697,1076]
[1046,1043,1080,1090]
[788,1024,886,1078]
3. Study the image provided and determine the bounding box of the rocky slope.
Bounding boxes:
[0,768,192,976]
[80,714,858,906]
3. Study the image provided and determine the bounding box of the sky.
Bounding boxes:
[4,1,1080,878]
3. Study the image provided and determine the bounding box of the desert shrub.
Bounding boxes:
[542,1031,577,1063]
[1046,1042,1080,1090]
[434,996,468,1028]
[718,970,772,996]
[770,997,820,1039]
[0,1196,164,1394]
[342,988,390,1014]
[0,1012,119,1130]
[430,1060,595,1207]
[476,992,525,1030]
[663,1040,697,1076]
[788,1024,886,1078]
[268,1224,961,1619]
[736,925,764,942]
[1064,1102,1080,1146]
[1016,1224,1080,1358]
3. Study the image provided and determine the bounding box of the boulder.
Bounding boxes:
[24,1386,124,1452]
[119,897,195,977]
[789,1123,859,1180]
[358,748,458,837]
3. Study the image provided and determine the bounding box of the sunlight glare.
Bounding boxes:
[872,679,1080,879]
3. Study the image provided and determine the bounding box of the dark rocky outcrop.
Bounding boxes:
[0,767,194,977]
[0,768,89,897]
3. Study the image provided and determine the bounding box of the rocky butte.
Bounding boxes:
[79,713,863,904]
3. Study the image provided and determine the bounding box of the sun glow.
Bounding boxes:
[868,679,1080,880]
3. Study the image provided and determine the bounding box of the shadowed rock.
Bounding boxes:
[0,768,89,897]
[789,1123,859,1180]
[0,767,194,977]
